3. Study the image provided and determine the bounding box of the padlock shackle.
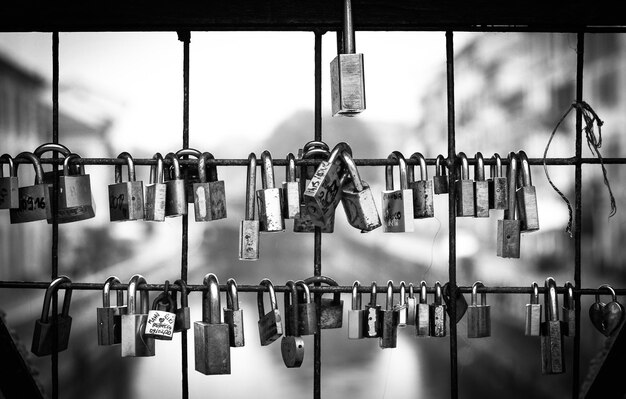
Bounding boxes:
[490,153,503,178]
[351,281,362,310]
[202,273,221,324]
[286,153,297,183]
[226,278,240,311]
[295,280,312,304]
[385,280,394,310]
[471,281,487,306]
[544,277,559,322]
[474,152,485,181]
[258,278,278,318]
[385,151,409,191]
[327,142,352,165]
[300,142,330,185]
[457,152,469,180]
[14,152,45,185]
[342,0,356,54]
[369,281,378,306]
[0,153,15,178]
[260,150,276,189]
[419,281,428,304]
[127,274,149,316]
[115,152,136,183]
[504,152,518,221]
[174,279,189,307]
[303,275,341,304]
[435,155,447,178]
[149,153,164,184]
[434,281,443,305]
[408,152,428,182]
[530,282,539,305]
[34,143,71,159]
[164,152,182,180]
[245,153,257,221]
[303,141,330,153]
[595,284,617,303]
[564,281,575,309]
[152,283,175,312]
[285,280,299,337]
[408,282,415,299]
[341,151,364,192]
[517,150,532,187]
[40,275,72,323]
[175,148,202,159]
[63,153,85,176]
[102,276,123,308]
[198,152,218,183]
[399,281,406,306]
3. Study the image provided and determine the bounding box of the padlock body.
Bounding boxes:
[223,308,245,347]
[144,182,166,222]
[443,288,469,324]
[165,179,188,217]
[488,177,508,210]
[467,305,491,338]
[416,303,430,337]
[108,181,144,221]
[303,160,343,227]
[194,321,231,375]
[58,174,93,210]
[193,181,227,222]
[525,303,541,337]
[239,220,260,261]
[363,305,381,338]
[562,307,575,337]
[282,181,300,219]
[411,180,434,219]
[297,302,318,336]
[342,180,381,232]
[406,297,417,326]
[319,298,343,329]
[540,321,565,374]
[382,189,414,232]
[121,314,155,357]
[516,186,539,232]
[31,315,72,356]
[256,188,285,232]
[174,306,191,332]
[455,180,475,217]
[429,304,447,337]
[379,309,399,348]
[330,53,365,116]
[10,184,52,223]
[433,175,449,195]
[348,309,365,339]
[395,305,407,328]
[0,176,19,209]
[281,336,305,368]
[145,310,176,340]
[294,204,335,233]
[258,309,283,346]
[97,306,125,345]
[496,219,521,258]
[474,180,490,218]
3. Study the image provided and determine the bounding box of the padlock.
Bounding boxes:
[442,282,468,324]
[144,153,167,222]
[497,152,521,258]
[257,278,283,346]
[108,152,144,222]
[433,155,449,195]
[340,150,381,232]
[473,152,489,218]
[33,142,72,190]
[364,282,382,338]
[467,281,491,338]
[455,152,475,217]
[97,276,126,346]
[223,278,245,347]
[416,281,430,337]
[239,153,260,261]
[488,153,508,210]
[589,284,625,337]
[525,282,541,337]
[194,273,230,374]
[397,281,408,328]
[303,276,343,329]
[562,281,575,337]
[163,152,188,217]
[405,283,417,327]
[541,277,565,374]
[295,280,318,336]
[408,152,434,219]
[31,276,72,356]
[256,150,285,232]
[121,274,155,357]
[0,154,19,209]
[348,281,365,339]
[282,280,305,368]
[382,151,414,232]
[194,151,227,222]
[53,153,96,223]
[379,280,399,349]
[303,142,351,227]
[174,148,202,203]
[144,281,176,341]
[10,152,52,224]
[429,281,447,337]
[516,150,539,232]
[173,279,190,332]
[282,153,300,219]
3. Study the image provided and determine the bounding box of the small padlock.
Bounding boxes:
[525,282,541,337]
[194,273,230,374]
[473,152,490,218]
[239,153,260,261]
[497,152,521,258]
[416,281,430,337]
[442,282,468,324]
[382,151,414,232]
[396,281,408,328]
[108,152,144,222]
[144,281,176,341]
[488,153,508,210]
[467,281,491,338]
[541,277,565,374]
[433,155,449,195]
[330,0,365,116]
[379,280,399,349]
[429,281,447,337]
[282,280,305,368]
[348,281,365,339]
[589,285,625,337]
[562,281,575,337]
[408,152,434,219]
[223,278,245,347]
[455,152,475,217]
[31,276,73,356]
[304,276,343,329]
[54,153,96,223]
[97,276,126,346]
[282,153,300,219]
[340,150,381,232]
[295,280,318,336]
[0,154,19,209]
[257,279,283,346]
[175,148,202,204]
[405,283,417,327]
[164,152,188,217]
[9,152,51,223]
[516,150,539,232]
[173,279,190,332]
[194,151,227,222]
[144,153,167,222]
[364,282,382,338]
[121,274,155,357]
[256,150,285,232]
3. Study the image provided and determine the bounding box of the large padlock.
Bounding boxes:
[364,282,382,338]
[467,281,491,338]
[562,281,575,337]
[163,152,188,217]
[473,152,489,218]
[348,281,365,339]
[239,153,260,261]
[429,282,447,337]
[340,150,381,232]
[330,0,365,116]
[516,150,539,232]
[488,153,508,210]
[173,279,190,332]
[442,282,468,324]
[194,273,230,374]
[0,154,19,209]
[97,276,126,346]
[174,148,202,203]
[304,276,343,329]
[144,153,167,222]
[405,283,417,327]
[379,281,399,349]
[282,280,305,368]
[256,150,285,232]
[433,155,449,195]
[54,153,96,223]
[416,281,430,337]
[589,284,625,337]
[121,274,155,357]
[31,276,73,356]
[144,282,177,341]
[194,151,227,222]
[541,277,565,374]
[257,279,283,346]
[10,152,51,224]
[497,152,521,258]
[108,152,144,222]
[382,151,414,232]
[295,280,318,336]
[282,153,300,219]
[455,152,475,217]
[408,152,434,219]
[224,278,245,347]
[525,282,541,337]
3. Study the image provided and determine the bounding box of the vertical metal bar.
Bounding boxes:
[51,31,60,399]
[315,31,323,142]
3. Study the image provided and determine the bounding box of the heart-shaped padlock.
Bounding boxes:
[589,285,625,337]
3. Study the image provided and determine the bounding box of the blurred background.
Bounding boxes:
[0,31,625,398]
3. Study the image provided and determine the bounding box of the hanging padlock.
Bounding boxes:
[163,152,188,217]
[405,283,417,327]
[488,153,508,210]
[442,282,468,324]
[282,153,300,219]
[194,273,230,374]
[382,151,414,232]
[330,0,365,116]
[54,153,96,223]
[397,281,408,328]
[541,277,565,374]
[416,281,430,337]
[175,148,202,204]
[31,276,73,356]
[256,150,285,232]
[562,281,575,337]
[239,153,260,261]
[257,279,283,346]
[348,281,365,339]
[295,280,318,336]
[364,282,382,338]
[455,152,475,217]
[340,150,381,232]
[145,281,177,341]
[408,152,434,219]
[303,276,344,329]
[282,280,305,368]
[473,152,489,218]
[525,282,541,337]
[0,154,19,209]
[467,281,491,338]
[108,152,144,222]
[516,150,539,232]
[121,274,155,357]
[144,153,167,222]
[33,143,72,200]
[194,151,227,222]
[429,281,447,337]
[433,155,449,195]
[10,152,51,224]
[497,152,521,258]
[379,281,399,349]
[173,279,190,332]
[589,285,625,337]
[223,278,245,347]
[97,276,126,346]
